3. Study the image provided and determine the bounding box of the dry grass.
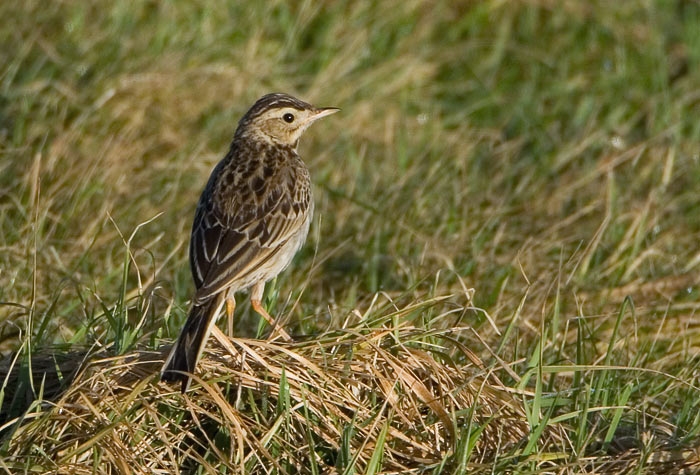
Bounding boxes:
[0,326,533,471]
[2,316,699,474]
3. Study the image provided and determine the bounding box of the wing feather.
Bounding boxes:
[189,152,311,303]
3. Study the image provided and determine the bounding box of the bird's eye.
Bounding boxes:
[283,113,295,123]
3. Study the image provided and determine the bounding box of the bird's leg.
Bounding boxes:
[225,292,236,337]
[250,281,292,341]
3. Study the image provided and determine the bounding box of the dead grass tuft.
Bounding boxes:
[1,322,563,473]
[2,316,698,473]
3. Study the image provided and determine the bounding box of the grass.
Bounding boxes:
[1,0,700,472]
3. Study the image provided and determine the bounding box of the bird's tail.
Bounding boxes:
[161,296,222,392]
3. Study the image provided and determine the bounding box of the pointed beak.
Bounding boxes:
[311,107,340,121]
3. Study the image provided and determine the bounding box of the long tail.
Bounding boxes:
[161,296,222,392]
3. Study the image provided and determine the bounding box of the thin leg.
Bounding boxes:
[250,281,292,341]
[225,294,236,337]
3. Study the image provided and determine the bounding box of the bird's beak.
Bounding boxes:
[311,107,340,121]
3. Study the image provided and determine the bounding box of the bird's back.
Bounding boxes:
[188,139,312,302]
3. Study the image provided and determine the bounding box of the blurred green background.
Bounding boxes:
[1,0,700,454]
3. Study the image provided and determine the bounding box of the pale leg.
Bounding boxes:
[250,281,292,341]
[225,293,236,337]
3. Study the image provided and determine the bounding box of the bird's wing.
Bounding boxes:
[189,158,311,302]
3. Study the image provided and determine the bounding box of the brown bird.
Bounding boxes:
[161,93,338,392]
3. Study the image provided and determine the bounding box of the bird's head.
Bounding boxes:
[235,93,339,147]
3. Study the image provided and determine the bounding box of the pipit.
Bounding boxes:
[162,93,338,392]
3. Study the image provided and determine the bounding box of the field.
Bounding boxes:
[1,1,700,473]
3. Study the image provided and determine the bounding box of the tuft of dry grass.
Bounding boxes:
[0,320,581,473]
[2,304,699,474]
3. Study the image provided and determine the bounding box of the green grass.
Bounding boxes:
[2,0,700,473]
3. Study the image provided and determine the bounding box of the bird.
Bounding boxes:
[161,93,339,392]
